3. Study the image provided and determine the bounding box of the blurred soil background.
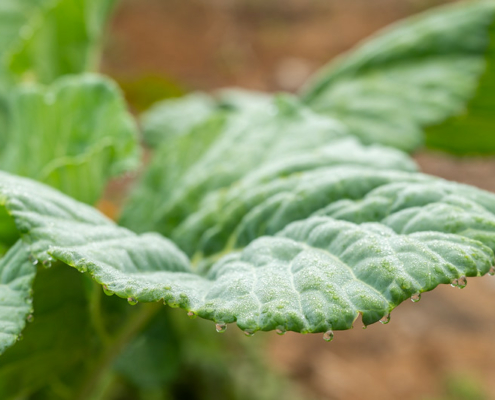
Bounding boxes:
[101,1,495,399]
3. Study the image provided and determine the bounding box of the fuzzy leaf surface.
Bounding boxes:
[301,1,495,152]
[121,95,415,235]
[2,171,495,335]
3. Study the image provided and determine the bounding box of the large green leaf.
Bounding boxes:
[121,95,415,235]
[1,170,495,337]
[300,0,495,153]
[0,241,35,355]
[0,73,139,204]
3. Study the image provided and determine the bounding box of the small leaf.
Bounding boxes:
[0,240,36,355]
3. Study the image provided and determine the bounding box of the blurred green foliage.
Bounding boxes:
[423,373,488,400]
[116,74,184,113]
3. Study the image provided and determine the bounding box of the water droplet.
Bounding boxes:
[380,313,391,324]
[102,285,114,296]
[323,330,334,342]
[489,266,495,276]
[411,292,421,303]
[187,311,197,319]
[42,257,52,268]
[457,276,467,289]
[168,302,179,308]
[127,297,138,306]
[244,329,254,337]
[215,322,227,333]
[275,326,286,335]
[28,255,38,266]
[362,324,367,330]
[27,314,34,323]
[16,334,23,342]
[451,278,459,288]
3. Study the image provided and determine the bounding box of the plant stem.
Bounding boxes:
[77,302,162,400]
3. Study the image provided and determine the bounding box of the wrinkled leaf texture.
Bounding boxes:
[301,1,495,154]
[2,0,495,362]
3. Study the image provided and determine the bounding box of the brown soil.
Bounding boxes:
[102,1,495,399]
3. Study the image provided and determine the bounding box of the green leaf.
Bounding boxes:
[300,1,495,153]
[0,73,139,204]
[121,95,352,234]
[2,169,495,335]
[425,15,495,155]
[141,88,273,148]
[142,92,217,148]
[3,0,117,85]
[0,240,35,355]
[173,164,423,257]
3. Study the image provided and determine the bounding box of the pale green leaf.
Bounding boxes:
[142,88,274,148]
[121,95,351,234]
[0,240,35,355]
[300,1,495,152]
[173,165,427,257]
[2,170,495,335]
[142,92,217,148]
[0,73,139,204]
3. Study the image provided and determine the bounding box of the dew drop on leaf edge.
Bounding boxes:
[187,311,197,319]
[102,285,114,296]
[457,276,467,289]
[215,322,227,333]
[411,292,421,303]
[275,326,286,335]
[244,329,254,337]
[323,330,334,342]
[489,266,495,276]
[42,258,52,268]
[380,313,391,324]
[127,297,138,306]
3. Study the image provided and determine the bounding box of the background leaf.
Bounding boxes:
[300,1,495,153]
[0,73,139,204]
[5,0,117,84]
